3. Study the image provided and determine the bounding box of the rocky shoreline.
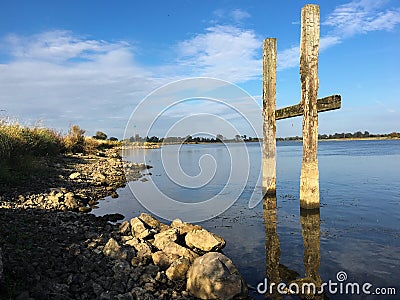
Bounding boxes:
[0,147,250,299]
[0,148,148,212]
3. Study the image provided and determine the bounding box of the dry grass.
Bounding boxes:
[0,120,63,160]
[0,120,119,183]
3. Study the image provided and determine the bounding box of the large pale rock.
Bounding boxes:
[103,238,127,260]
[153,228,179,250]
[130,217,151,239]
[138,213,162,230]
[185,229,226,253]
[171,219,202,235]
[166,257,190,281]
[187,252,248,300]
[162,242,198,263]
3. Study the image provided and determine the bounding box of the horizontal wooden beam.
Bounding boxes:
[276,95,341,120]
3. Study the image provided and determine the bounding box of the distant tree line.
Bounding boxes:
[277,131,400,141]
[126,134,261,144]
[93,131,118,141]
[124,130,399,144]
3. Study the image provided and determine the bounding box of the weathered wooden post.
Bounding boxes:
[262,38,277,195]
[299,4,320,209]
[262,4,341,208]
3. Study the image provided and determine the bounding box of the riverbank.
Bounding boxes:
[0,148,148,211]
[0,148,149,298]
[0,147,250,299]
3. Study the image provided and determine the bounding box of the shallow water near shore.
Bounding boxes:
[94,140,400,299]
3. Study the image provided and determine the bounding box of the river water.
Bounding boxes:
[94,140,400,299]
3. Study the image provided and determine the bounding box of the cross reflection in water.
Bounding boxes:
[263,193,327,299]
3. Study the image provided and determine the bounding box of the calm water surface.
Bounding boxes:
[94,140,400,299]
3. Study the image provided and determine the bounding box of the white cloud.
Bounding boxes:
[278,0,399,70]
[0,31,160,136]
[323,0,400,36]
[176,25,262,82]
[3,30,128,63]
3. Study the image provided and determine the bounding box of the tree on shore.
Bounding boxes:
[93,131,107,140]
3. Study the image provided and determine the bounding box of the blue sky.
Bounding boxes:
[0,0,399,138]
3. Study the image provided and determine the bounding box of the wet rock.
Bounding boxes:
[185,229,226,253]
[130,217,151,239]
[187,252,248,300]
[103,238,127,260]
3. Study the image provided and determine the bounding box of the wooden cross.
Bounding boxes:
[262,4,342,209]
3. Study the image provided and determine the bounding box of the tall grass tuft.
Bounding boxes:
[0,121,116,185]
[0,120,63,161]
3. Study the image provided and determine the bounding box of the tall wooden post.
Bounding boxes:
[262,38,277,195]
[300,5,320,209]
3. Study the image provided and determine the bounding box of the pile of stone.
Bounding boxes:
[0,207,248,300]
[104,213,249,300]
